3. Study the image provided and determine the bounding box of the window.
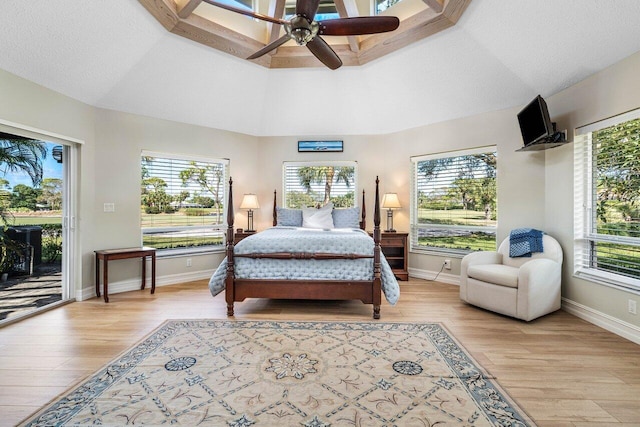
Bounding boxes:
[375,0,402,14]
[141,152,229,253]
[285,0,339,19]
[574,109,640,291]
[283,161,357,208]
[411,147,497,254]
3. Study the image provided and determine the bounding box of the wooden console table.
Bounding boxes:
[95,247,156,303]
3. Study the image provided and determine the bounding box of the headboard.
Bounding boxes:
[272,188,369,231]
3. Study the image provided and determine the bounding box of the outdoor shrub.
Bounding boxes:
[185,208,207,216]
[41,223,62,263]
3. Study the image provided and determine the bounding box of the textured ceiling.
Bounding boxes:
[1,0,640,137]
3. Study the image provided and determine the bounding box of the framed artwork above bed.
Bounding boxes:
[298,140,343,152]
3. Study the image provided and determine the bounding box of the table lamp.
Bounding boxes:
[381,193,401,232]
[240,194,260,232]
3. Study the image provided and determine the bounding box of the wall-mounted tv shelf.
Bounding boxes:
[516,130,568,152]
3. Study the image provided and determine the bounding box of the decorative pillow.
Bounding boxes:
[332,207,360,228]
[276,207,303,227]
[302,203,334,229]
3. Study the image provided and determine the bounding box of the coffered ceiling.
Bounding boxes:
[139,0,470,68]
[1,1,640,137]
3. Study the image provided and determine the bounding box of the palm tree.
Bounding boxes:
[0,132,47,271]
[0,132,47,188]
[297,166,354,205]
[0,132,46,275]
[1,133,47,223]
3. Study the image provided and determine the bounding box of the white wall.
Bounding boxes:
[0,68,98,300]
[545,51,640,331]
[0,69,261,298]
[2,49,640,334]
[88,109,260,293]
[256,108,546,279]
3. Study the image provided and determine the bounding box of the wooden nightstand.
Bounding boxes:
[370,232,409,281]
[234,230,256,244]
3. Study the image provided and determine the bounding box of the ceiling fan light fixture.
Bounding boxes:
[287,16,319,46]
[291,27,310,45]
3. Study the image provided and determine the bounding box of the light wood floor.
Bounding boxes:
[1,279,639,426]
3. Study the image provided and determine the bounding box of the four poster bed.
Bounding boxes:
[208,177,399,319]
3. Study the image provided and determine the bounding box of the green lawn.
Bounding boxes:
[417,208,496,227]
[143,235,223,249]
[416,208,496,252]
[141,210,224,228]
[417,233,496,252]
[6,216,62,226]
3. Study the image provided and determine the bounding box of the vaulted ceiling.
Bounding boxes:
[1,1,640,137]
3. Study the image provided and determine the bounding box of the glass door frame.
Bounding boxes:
[0,118,81,304]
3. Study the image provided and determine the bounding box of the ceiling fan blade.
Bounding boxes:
[296,0,321,21]
[319,16,400,36]
[306,36,342,70]
[202,0,286,25]
[247,34,291,59]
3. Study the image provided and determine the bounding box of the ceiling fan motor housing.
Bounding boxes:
[288,15,319,46]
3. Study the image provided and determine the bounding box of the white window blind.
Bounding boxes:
[411,146,497,254]
[141,151,229,253]
[283,161,357,208]
[574,108,640,291]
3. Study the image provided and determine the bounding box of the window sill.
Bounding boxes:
[155,246,225,259]
[574,267,640,296]
[410,246,467,258]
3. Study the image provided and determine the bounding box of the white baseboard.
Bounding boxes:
[409,269,640,345]
[77,269,215,301]
[408,267,460,286]
[562,297,640,345]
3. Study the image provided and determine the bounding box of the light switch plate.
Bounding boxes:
[104,203,115,213]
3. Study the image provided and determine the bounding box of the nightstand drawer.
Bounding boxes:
[381,236,406,247]
[234,231,256,244]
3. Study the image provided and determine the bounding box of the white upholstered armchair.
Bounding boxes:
[459,234,563,321]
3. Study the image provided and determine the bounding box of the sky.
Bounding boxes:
[0,142,63,189]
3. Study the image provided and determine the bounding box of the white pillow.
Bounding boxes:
[302,203,334,229]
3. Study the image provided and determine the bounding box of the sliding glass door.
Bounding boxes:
[0,122,78,322]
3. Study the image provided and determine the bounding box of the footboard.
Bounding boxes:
[224,177,382,318]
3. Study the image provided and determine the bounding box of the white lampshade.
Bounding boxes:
[381,193,401,209]
[240,194,260,210]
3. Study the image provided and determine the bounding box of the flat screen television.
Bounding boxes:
[517,95,554,146]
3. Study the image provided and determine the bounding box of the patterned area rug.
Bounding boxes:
[22,320,536,426]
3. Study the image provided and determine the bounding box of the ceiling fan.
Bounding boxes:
[202,0,400,70]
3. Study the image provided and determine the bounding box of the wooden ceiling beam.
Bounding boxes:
[421,0,443,13]
[138,0,472,69]
[138,0,180,31]
[333,0,360,53]
[176,0,204,18]
[268,0,287,45]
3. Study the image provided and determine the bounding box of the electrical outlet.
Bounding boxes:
[103,203,115,213]
[629,299,637,315]
[443,259,451,270]
[186,258,192,267]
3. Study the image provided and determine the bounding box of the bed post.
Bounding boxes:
[273,189,277,226]
[225,177,235,316]
[359,189,366,230]
[372,177,382,319]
